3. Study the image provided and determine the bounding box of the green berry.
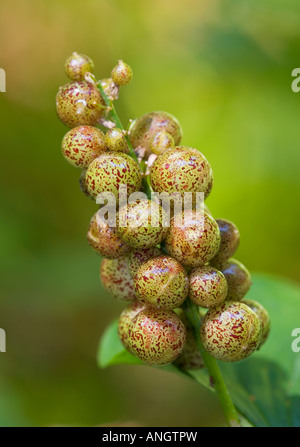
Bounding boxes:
[165,210,221,269]
[150,146,213,201]
[111,60,133,86]
[174,309,204,370]
[61,125,107,169]
[56,81,106,128]
[100,257,136,302]
[117,199,169,249]
[189,265,228,309]
[221,258,252,301]
[151,131,175,156]
[87,211,132,259]
[64,52,94,81]
[210,219,240,266]
[118,300,145,351]
[128,308,186,366]
[100,77,119,101]
[200,301,262,362]
[85,152,142,201]
[105,128,129,153]
[129,111,182,158]
[133,255,189,310]
[242,299,270,347]
[127,247,163,277]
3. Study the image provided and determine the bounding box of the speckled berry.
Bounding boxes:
[100,257,136,302]
[151,131,175,156]
[221,258,252,301]
[65,52,94,81]
[200,301,262,362]
[129,111,182,159]
[189,265,228,308]
[242,299,270,347]
[111,60,133,86]
[174,309,204,370]
[105,128,129,153]
[100,78,119,101]
[56,81,106,128]
[61,125,107,169]
[210,219,240,266]
[151,146,213,201]
[165,210,221,269]
[117,199,169,249]
[118,300,145,350]
[85,152,142,201]
[127,247,163,277]
[87,212,132,259]
[128,308,186,366]
[133,256,189,310]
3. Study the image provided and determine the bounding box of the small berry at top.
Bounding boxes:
[105,128,129,153]
[111,60,133,86]
[65,52,94,81]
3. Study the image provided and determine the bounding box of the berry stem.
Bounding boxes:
[182,298,241,427]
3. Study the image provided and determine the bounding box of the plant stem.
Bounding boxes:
[182,298,241,427]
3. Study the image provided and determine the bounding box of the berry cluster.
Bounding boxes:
[57,53,270,369]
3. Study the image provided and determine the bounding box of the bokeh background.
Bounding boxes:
[0,0,299,427]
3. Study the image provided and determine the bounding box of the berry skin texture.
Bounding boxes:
[56,81,106,128]
[165,210,221,269]
[151,131,175,156]
[210,219,240,266]
[189,265,228,309]
[79,170,93,199]
[105,128,129,153]
[87,212,132,259]
[100,257,136,302]
[128,308,186,366]
[111,60,133,86]
[200,301,262,362]
[133,255,189,310]
[242,299,270,347]
[64,52,94,81]
[118,300,145,351]
[85,152,142,201]
[129,111,182,158]
[150,146,213,201]
[221,258,252,301]
[127,247,163,278]
[117,199,169,250]
[61,126,107,169]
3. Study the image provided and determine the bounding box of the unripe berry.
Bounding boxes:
[221,258,252,301]
[128,308,186,366]
[111,60,133,86]
[100,77,119,101]
[151,131,175,156]
[165,210,221,269]
[61,125,107,169]
[242,299,270,347]
[118,300,145,350]
[151,146,213,201]
[174,309,204,370]
[117,199,169,250]
[100,257,136,302]
[210,219,240,266]
[189,265,228,308]
[85,152,142,201]
[129,111,182,159]
[56,81,106,128]
[133,256,189,310]
[65,52,94,81]
[127,247,163,277]
[200,301,262,362]
[105,128,129,153]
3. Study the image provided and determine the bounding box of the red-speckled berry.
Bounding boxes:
[117,199,169,249]
[129,111,182,159]
[111,60,133,86]
[165,210,221,269]
[65,52,94,81]
[189,265,228,308]
[105,128,129,153]
[200,301,262,362]
[210,219,240,266]
[61,125,107,169]
[128,308,186,366]
[87,212,132,259]
[118,300,145,351]
[56,81,106,128]
[151,146,213,201]
[151,131,175,156]
[242,299,270,347]
[221,258,252,301]
[100,257,136,302]
[127,247,163,277]
[85,152,142,201]
[174,309,204,370]
[133,256,189,310]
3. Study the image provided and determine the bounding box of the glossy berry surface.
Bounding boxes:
[200,301,262,362]
[56,81,105,128]
[129,111,182,158]
[65,52,94,81]
[127,247,163,277]
[210,219,240,266]
[151,131,175,156]
[118,300,145,350]
[221,258,252,301]
[85,152,142,201]
[111,60,133,86]
[189,265,228,308]
[242,299,270,347]
[100,257,136,302]
[87,211,132,259]
[128,308,186,366]
[105,128,129,153]
[133,255,189,310]
[165,210,221,269]
[62,125,107,169]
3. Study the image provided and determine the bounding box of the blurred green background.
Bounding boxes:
[0,0,299,427]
